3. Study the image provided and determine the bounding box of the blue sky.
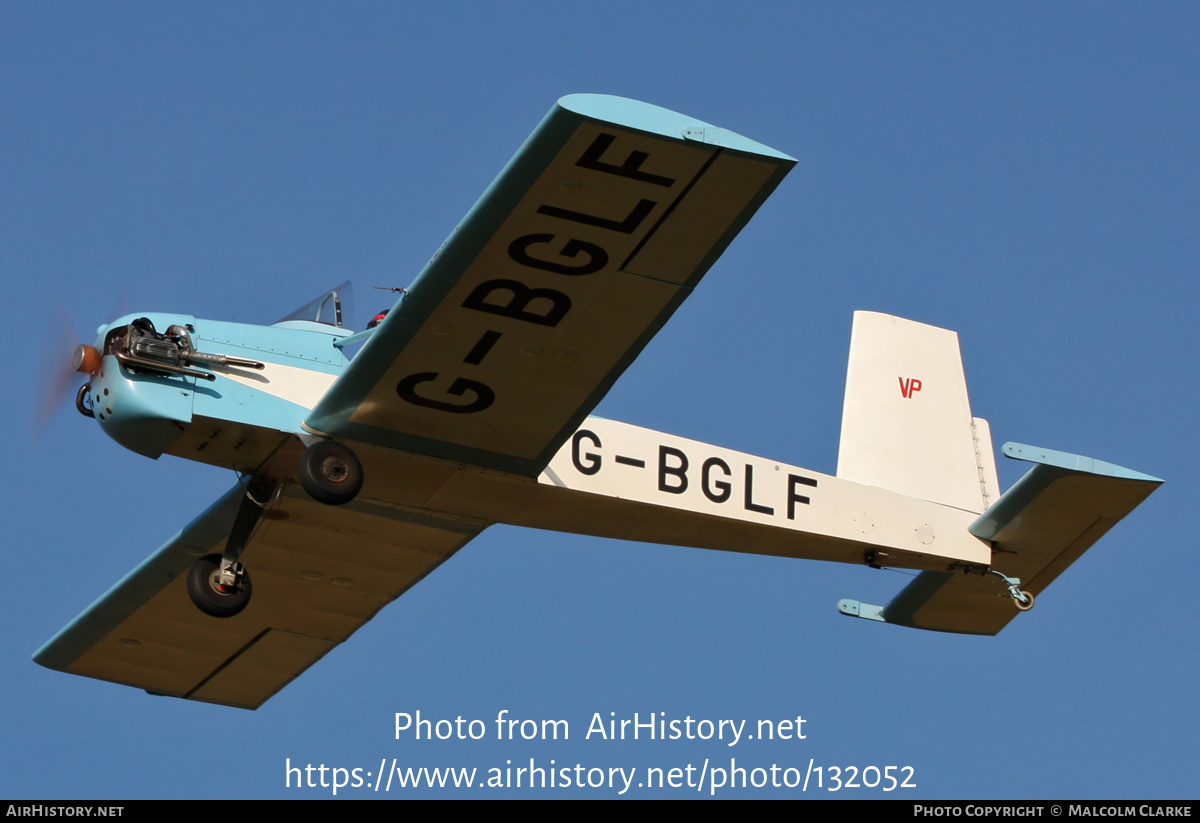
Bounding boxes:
[3,2,1196,798]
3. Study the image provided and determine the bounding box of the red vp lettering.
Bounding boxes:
[898,377,922,399]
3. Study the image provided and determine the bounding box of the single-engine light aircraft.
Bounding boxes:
[36,95,1161,710]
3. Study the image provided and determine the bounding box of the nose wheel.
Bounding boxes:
[298,440,363,505]
[187,554,252,618]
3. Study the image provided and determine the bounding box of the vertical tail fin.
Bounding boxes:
[836,311,998,513]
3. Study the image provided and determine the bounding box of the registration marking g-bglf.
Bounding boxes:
[544,417,822,528]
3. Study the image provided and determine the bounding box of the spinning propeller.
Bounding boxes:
[32,310,102,440]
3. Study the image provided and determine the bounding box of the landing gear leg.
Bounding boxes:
[186,475,277,618]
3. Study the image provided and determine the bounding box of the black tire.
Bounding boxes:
[298,440,363,505]
[1015,590,1035,612]
[187,554,251,618]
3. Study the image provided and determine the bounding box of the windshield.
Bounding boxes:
[275,281,354,328]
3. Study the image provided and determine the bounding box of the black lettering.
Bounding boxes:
[463,330,502,365]
[658,446,689,494]
[572,430,602,476]
[508,234,608,276]
[614,455,645,468]
[743,464,774,515]
[576,133,676,187]
[701,457,732,503]
[537,199,657,235]
[787,474,818,519]
[397,373,494,414]
[461,279,571,327]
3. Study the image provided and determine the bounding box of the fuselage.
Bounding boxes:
[83,312,992,574]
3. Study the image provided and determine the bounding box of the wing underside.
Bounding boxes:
[304,94,796,476]
[35,485,485,709]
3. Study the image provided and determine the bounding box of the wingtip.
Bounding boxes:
[1001,442,1164,483]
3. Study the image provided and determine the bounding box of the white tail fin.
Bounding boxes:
[837,311,998,513]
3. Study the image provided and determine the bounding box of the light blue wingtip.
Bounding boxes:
[557,94,796,161]
[837,599,887,623]
[1001,442,1163,483]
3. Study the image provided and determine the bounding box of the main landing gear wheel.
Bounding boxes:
[298,440,363,505]
[187,554,252,618]
[1014,590,1035,611]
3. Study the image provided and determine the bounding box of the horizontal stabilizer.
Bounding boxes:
[838,442,1161,635]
